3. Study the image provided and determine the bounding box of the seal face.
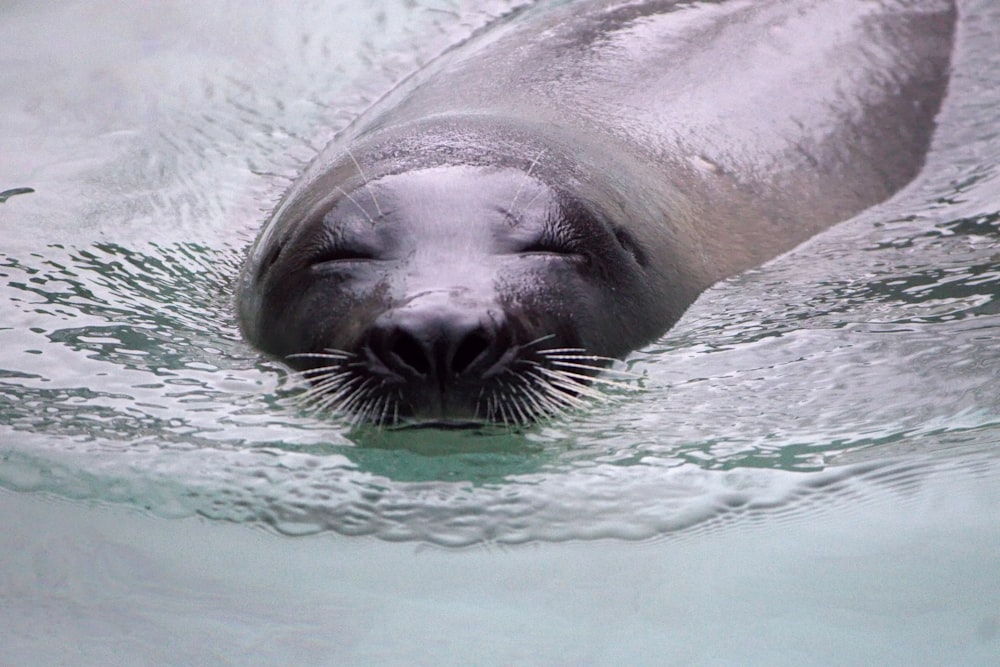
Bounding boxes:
[238,0,956,425]
[244,164,664,423]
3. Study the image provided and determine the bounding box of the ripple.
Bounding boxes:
[1,0,999,546]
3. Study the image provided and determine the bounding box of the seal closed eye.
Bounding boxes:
[237,0,956,426]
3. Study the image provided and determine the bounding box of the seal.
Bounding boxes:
[237,0,955,425]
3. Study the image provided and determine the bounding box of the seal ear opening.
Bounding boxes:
[614,227,646,267]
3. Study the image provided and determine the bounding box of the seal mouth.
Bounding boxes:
[389,419,489,431]
[286,344,632,428]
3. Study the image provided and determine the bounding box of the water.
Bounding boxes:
[1,0,998,663]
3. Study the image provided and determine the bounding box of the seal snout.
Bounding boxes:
[365,292,512,389]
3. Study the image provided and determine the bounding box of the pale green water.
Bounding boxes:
[1,1,999,663]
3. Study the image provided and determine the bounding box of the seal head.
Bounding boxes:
[239,153,670,424]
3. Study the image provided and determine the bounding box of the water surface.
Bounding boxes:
[1,0,998,663]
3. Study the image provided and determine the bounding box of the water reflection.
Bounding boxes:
[2,184,999,543]
[0,242,260,445]
[1,0,999,546]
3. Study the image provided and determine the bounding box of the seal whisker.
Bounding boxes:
[501,395,519,426]
[367,394,386,427]
[285,359,353,374]
[518,334,557,351]
[507,148,545,218]
[526,368,592,407]
[334,185,377,225]
[489,390,503,425]
[532,368,606,401]
[531,385,587,415]
[378,393,397,427]
[285,369,332,389]
[344,382,379,425]
[359,392,381,427]
[505,381,533,424]
[341,390,380,425]
[491,381,511,426]
[474,385,488,422]
[310,375,369,414]
[547,359,642,380]
[302,386,348,414]
[519,379,560,419]
[289,367,354,387]
[518,181,549,215]
[294,374,347,405]
[290,364,348,378]
[284,349,356,385]
[297,377,354,404]
[535,347,591,356]
[338,377,381,417]
[538,352,622,364]
[286,350,355,361]
[512,395,534,426]
[508,367,594,415]
[482,391,493,422]
[487,391,501,425]
[286,363,353,378]
[346,148,384,218]
[350,392,381,427]
[303,370,354,395]
[495,384,515,427]
[539,382,593,409]
[535,366,633,391]
[371,385,395,427]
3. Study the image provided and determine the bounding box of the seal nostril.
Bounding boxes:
[391,331,432,376]
[452,330,490,376]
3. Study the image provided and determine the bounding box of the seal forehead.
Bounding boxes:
[349,165,561,246]
[372,166,555,219]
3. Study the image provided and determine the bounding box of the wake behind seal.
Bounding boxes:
[237,0,956,426]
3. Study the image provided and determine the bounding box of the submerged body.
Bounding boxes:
[237,0,955,425]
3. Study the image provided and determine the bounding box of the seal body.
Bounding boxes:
[237,0,955,425]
